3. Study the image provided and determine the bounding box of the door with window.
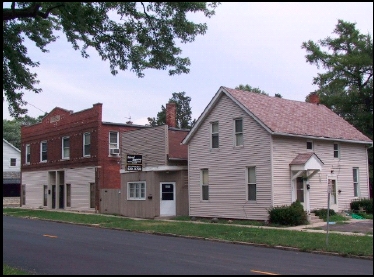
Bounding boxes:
[328,178,338,212]
[160,182,176,217]
[296,177,306,210]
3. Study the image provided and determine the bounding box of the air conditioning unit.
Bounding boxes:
[110,148,120,155]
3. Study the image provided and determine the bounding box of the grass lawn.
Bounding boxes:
[3,208,373,261]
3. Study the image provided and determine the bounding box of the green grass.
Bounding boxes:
[3,208,373,260]
[3,264,30,275]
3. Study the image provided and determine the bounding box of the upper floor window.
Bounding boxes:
[333,143,340,158]
[211,122,219,149]
[83,132,91,157]
[306,141,313,150]
[247,167,256,201]
[62,136,70,159]
[235,118,243,146]
[10,158,16,167]
[353,168,360,197]
[109,131,119,155]
[128,182,146,200]
[25,144,31,164]
[40,141,47,162]
[201,169,209,200]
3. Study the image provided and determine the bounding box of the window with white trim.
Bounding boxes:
[235,118,243,146]
[333,143,339,158]
[247,167,256,201]
[201,169,209,200]
[353,168,360,197]
[83,132,91,157]
[128,182,146,200]
[25,144,31,164]
[40,141,47,162]
[109,131,119,153]
[211,122,219,148]
[62,136,70,159]
[10,158,16,167]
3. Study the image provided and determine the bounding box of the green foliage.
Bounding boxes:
[268,201,308,226]
[3,114,46,149]
[235,84,269,95]
[3,2,220,118]
[350,198,373,214]
[147,91,195,129]
[302,19,373,189]
[311,209,336,220]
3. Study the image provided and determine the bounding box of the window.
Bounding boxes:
[83,132,91,157]
[333,143,339,158]
[109,131,119,153]
[247,167,256,201]
[10,158,16,167]
[353,168,360,197]
[90,183,95,208]
[40,141,47,162]
[306,141,313,150]
[128,182,146,200]
[66,184,71,207]
[43,185,48,206]
[211,122,219,148]
[62,137,70,159]
[25,144,30,164]
[235,118,243,146]
[201,169,209,200]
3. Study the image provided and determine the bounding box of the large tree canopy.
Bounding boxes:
[3,2,220,118]
[302,19,373,193]
[147,91,194,129]
[235,84,282,98]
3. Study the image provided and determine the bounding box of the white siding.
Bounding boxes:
[22,167,95,210]
[3,140,21,172]
[272,136,370,211]
[22,171,48,208]
[188,95,272,220]
[65,168,95,210]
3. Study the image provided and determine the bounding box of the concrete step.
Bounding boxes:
[308,213,324,224]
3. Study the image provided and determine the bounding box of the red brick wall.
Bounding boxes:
[20,103,145,211]
[21,103,103,171]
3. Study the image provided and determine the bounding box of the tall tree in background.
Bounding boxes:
[3,2,220,118]
[148,92,194,129]
[302,19,373,193]
[3,114,46,149]
[235,84,283,98]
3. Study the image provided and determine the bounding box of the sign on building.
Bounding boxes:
[126,155,142,171]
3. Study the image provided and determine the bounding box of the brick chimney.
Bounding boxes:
[166,103,177,128]
[309,92,320,105]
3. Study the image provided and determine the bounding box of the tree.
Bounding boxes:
[3,2,220,118]
[147,91,194,129]
[302,19,373,195]
[3,114,46,149]
[235,84,283,98]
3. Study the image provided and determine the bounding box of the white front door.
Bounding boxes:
[295,177,308,211]
[327,178,339,212]
[160,182,176,217]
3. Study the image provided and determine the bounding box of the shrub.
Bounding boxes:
[268,201,308,226]
[350,198,373,214]
[312,208,336,220]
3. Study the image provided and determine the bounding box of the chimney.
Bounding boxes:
[309,92,320,105]
[166,103,177,128]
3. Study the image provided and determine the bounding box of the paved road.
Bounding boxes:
[3,216,373,275]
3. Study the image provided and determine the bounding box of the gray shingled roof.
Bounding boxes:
[224,87,372,143]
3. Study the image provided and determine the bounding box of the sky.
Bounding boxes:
[3,2,373,125]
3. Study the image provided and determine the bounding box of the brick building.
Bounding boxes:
[20,103,146,212]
